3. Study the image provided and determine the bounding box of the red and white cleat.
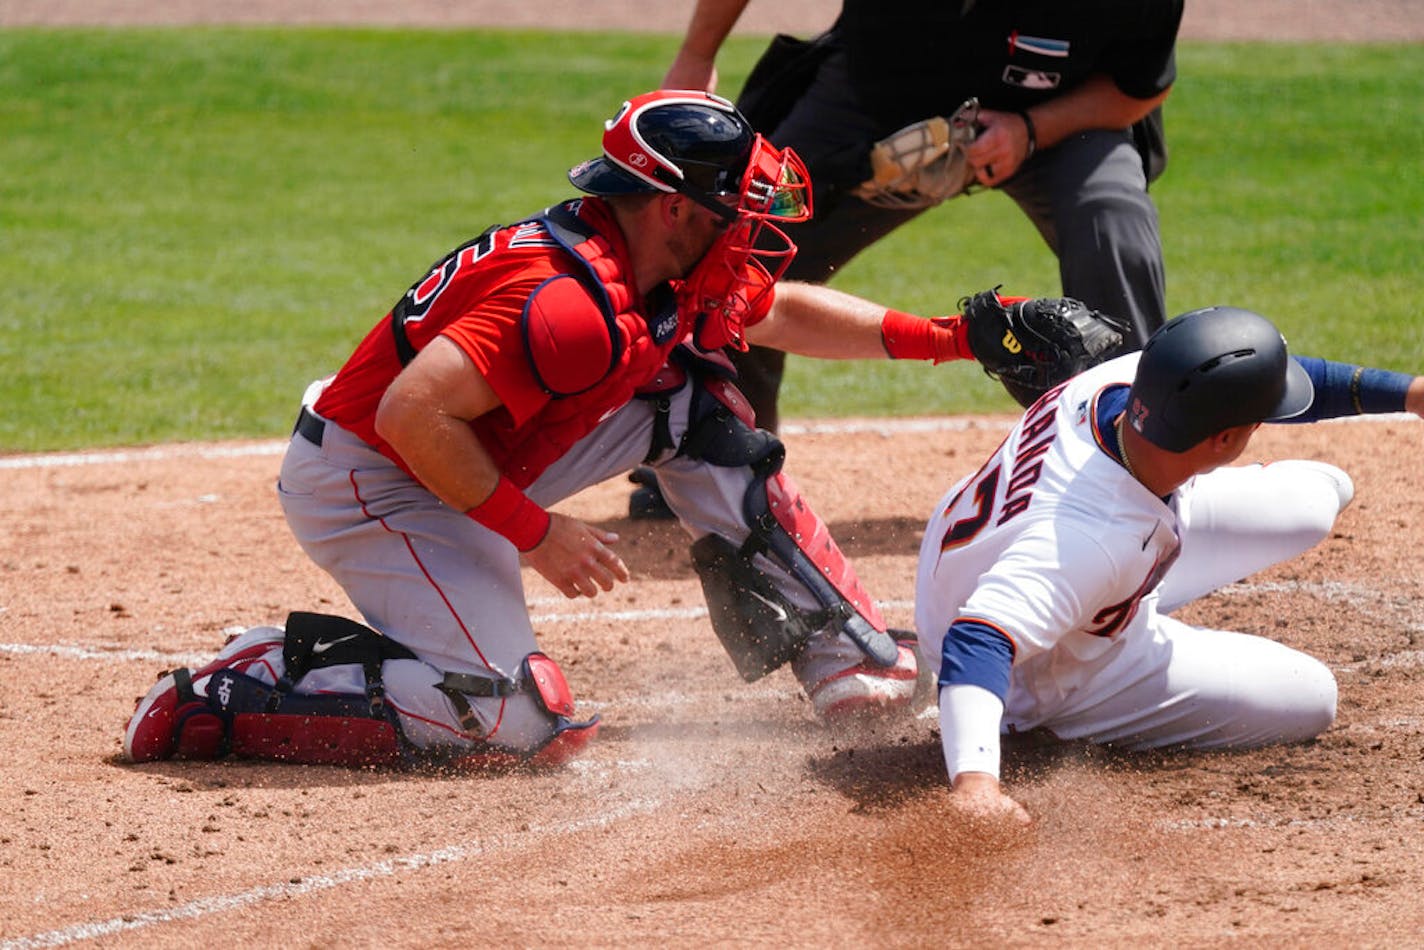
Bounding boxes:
[122,669,224,763]
[122,627,285,763]
[807,642,920,721]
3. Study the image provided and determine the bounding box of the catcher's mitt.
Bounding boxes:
[961,287,1131,408]
[851,98,981,210]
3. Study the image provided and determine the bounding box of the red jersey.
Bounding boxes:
[314,197,773,487]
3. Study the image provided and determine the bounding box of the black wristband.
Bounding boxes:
[1017,110,1037,160]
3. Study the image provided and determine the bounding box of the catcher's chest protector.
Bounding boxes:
[474,203,689,485]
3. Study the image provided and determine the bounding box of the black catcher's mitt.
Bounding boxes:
[961,287,1131,408]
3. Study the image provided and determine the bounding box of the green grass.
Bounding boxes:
[2,30,1420,451]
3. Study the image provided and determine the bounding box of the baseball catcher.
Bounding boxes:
[958,286,1130,407]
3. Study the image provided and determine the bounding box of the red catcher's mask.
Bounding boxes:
[679,135,813,351]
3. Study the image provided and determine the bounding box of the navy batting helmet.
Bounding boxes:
[1126,306,1314,452]
[569,90,755,214]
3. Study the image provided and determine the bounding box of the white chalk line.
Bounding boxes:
[3,412,1412,472]
[1158,813,1373,832]
[1216,578,1409,601]
[0,600,917,669]
[0,418,1011,471]
[1213,579,1424,663]
[1,420,994,472]
[10,577,1424,677]
[0,442,287,470]
[0,642,215,668]
[0,797,666,950]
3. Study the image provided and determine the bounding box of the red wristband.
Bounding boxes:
[467,477,551,552]
[880,309,972,364]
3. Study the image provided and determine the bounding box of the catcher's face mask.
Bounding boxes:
[680,136,812,351]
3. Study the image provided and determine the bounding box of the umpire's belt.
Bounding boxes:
[294,405,327,447]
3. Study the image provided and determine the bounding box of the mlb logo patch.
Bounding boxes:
[1003,65,1061,91]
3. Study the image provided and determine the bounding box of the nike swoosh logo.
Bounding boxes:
[747,589,789,623]
[312,634,358,653]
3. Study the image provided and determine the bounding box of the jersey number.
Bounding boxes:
[939,465,1000,552]
[395,230,497,326]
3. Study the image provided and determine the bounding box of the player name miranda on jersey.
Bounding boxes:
[938,380,1069,552]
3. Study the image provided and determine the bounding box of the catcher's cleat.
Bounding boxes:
[123,669,226,763]
[121,632,282,763]
[627,467,675,521]
[807,642,919,721]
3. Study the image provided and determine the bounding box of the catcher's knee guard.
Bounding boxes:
[681,375,898,681]
[436,651,599,770]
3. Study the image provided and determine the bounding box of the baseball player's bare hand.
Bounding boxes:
[524,514,630,599]
[662,54,718,93]
[1405,376,1424,418]
[948,771,1032,827]
[966,109,1031,187]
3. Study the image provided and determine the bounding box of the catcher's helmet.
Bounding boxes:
[569,90,755,214]
[1127,306,1314,452]
[570,90,813,352]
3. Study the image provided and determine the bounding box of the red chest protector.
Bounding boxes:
[348,199,688,486]
[469,200,688,485]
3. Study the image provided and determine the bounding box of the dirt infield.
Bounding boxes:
[2,415,1422,946]
[4,4,1424,947]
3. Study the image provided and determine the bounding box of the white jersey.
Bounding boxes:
[915,354,1190,717]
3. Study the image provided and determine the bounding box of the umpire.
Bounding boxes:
[664,0,1184,431]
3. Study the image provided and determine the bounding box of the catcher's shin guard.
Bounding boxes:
[743,468,899,667]
[125,613,597,770]
[692,533,815,681]
[135,612,423,767]
[681,375,899,676]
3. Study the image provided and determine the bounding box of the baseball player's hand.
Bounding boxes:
[662,54,718,93]
[523,514,630,599]
[966,108,1034,187]
[948,772,1032,827]
[1406,376,1424,418]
